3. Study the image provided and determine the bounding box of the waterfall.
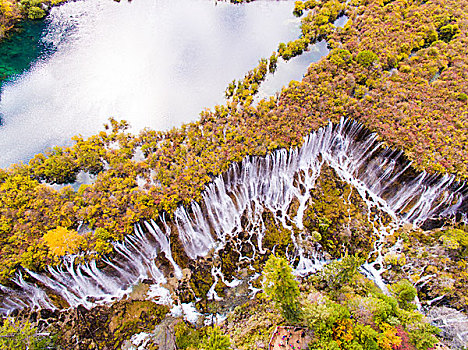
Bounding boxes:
[3,219,176,311]
[1,119,465,314]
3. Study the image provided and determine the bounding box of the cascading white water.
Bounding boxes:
[171,118,465,293]
[1,119,465,314]
[1,219,178,312]
[0,273,55,314]
[174,118,464,255]
[0,0,306,167]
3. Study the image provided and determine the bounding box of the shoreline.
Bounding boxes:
[0,0,68,42]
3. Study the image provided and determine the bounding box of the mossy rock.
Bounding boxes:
[50,300,169,349]
[219,244,241,280]
[188,258,215,305]
[303,165,376,258]
[108,300,169,347]
[262,210,293,255]
[169,226,190,269]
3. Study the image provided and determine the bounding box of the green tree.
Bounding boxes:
[263,255,301,322]
[0,318,54,349]
[293,1,305,16]
[355,50,379,68]
[26,5,45,19]
[318,254,364,290]
[439,228,468,255]
[389,279,417,310]
[329,49,352,67]
[30,147,79,184]
[20,0,47,19]
[302,300,350,338]
[269,52,278,74]
[201,326,230,350]
[408,323,439,350]
[438,24,459,42]
[174,322,203,350]
[457,93,468,102]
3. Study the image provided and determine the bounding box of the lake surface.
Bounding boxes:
[0,0,327,166]
[256,39,329,101]
[0,20,50,87]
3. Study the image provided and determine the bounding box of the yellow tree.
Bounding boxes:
[43,227,85,257]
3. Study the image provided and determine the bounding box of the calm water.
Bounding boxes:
[0,20,50,87]
[256,40,329,101]
[0,0,328,166]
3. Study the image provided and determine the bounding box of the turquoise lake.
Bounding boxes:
[0,19,49,88]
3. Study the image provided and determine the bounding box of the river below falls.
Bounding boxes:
[0,0,329,167]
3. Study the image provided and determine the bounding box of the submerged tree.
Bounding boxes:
[263,255,301,322]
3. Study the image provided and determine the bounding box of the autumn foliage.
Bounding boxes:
[43,226,85,257]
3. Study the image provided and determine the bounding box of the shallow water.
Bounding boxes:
[0,0,323,167]
[334,14,349,28]
[256,40,329,101]
[0,20,49,87]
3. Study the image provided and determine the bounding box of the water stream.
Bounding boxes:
[1,119,465,314]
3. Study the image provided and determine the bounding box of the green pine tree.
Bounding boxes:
[263,255,301,322]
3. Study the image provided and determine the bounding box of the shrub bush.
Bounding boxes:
[356,50,379,68]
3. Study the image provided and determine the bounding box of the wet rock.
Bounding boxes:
[21,298,170,349]
[427,306,468,349]
[164,269,194,304]
[129,282,150,301]
[38,308,57,320]
[121,317,178,350]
